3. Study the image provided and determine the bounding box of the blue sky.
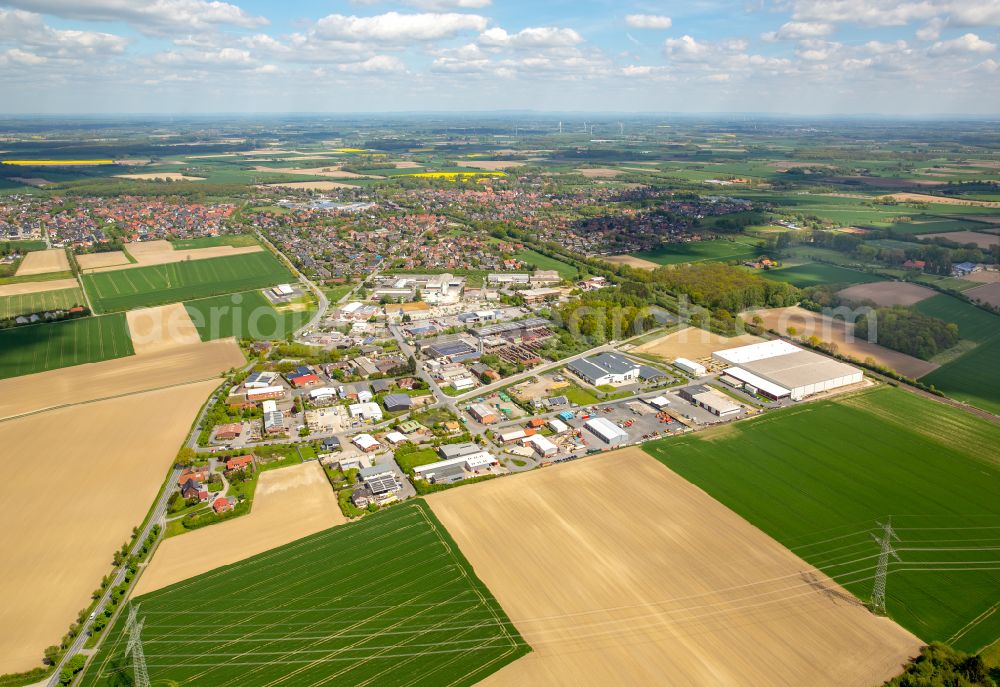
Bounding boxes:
[0,0,998,114]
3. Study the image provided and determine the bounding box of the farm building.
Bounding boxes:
[349,402,384,422]
[383,393,413,412]
[712,341,863,401]
[226,455,254,472]
[247,386,285,402]
[584,417,629,447]
[673,357,706,377]
[678,385,741,418]
[568,352,640,386]
[468,403,499,424]
[352,434,381,453]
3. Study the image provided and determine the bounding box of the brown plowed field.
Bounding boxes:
[0,338,243,420]
[428,449,920,687]
[14,248,69,276]
[633,326,764,361]
[0,379,221,672]
[837,281,936,306]
[135,461,344,596]
[918,231,999,249]
[602,254,661,270]
[966,282,1000,308]
[125,303,202,355]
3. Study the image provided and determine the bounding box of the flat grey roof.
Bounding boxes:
[740,350,861,390]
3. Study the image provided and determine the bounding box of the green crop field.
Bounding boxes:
[82,252,294,313]
[184,290,314,341]
[914,295,1000,414]
[0,314,134,379]
[79,502,529,687]
[644,386,1000,653]
[170,235,260,249]
[633,238,761,265]
[761,262,882,288]
[513,249,578,280]
[0,286,84,319]
[887,218,988,235]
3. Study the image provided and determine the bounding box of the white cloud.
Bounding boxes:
[790,0,1000,28]
[0,0,267,35]
[916,17,945,40]
[625,14,671,30]
[929,32,996,55]
[0,9,128,56]
[338,54,406,73]
[152,47,261,69]
[3,46,45,63]
[400,0,491,7]
[479,26,583,49]
[762,21,833,41]
[313,11,487,43]
[664,35,747,62]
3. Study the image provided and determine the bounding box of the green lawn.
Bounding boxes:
[169,235,260,249]
[915,295,1000,414]
[564,384,600,406]
[644,386,1000,653]
[79,502,529,687]
[0,286,84,319]
[762,262,883,288]
[184,290,314,341]
[83,252,294,313]
[513,249,578,280]
[633,238,761,265]
[394,447,441,473]
[0,314,134,379]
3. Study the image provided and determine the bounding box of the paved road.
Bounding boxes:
[49,466,182,687]
[253,230,329,337]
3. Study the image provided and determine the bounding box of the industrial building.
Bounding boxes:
[349,402,384,422]
[712,341,863,401]
[413,451,498,483]
[468,403,499,424]
[678,385,741,418]
[584,417,630,447]
[383,393,413,412]
[673,357,706,377]
[568,352,640,386]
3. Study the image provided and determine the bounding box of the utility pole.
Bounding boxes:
[870,518,901,615]
[124,604,150,687]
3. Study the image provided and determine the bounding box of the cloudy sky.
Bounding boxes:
[1,0,998,115]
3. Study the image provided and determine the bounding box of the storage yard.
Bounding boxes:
[430,448,921,687]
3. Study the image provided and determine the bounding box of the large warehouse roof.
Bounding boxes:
[739,350,860,391]
[713,340,801,365]
[724,367,790,399]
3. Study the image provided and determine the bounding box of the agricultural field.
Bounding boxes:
[184,290,315,341]
[15,247,70,276]
[632,237,761,265]
[0,378,222,672]
[512,249,578,280]
[0,285,83,319]
[170,235,260,250]
[762,262,883,288]
[836,281,936,307]
[886,217,990,235]
[82,252,294,313]
[644,385,1000,653]
[430,448,920,687]
[0,314,134,379]
[79,502,529,687]
[914,295,1000,414]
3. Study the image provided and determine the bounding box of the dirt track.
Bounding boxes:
[125,303,202,355]
[0,278,79,297]
[752,306,938,379]
[0,338,244,420]
[135,462,345,595]
[0,380,221,672]
[14,249,69,276]
[429,449,920,687]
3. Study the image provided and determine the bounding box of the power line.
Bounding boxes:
[124,604,150,687]
[871,518,901,615]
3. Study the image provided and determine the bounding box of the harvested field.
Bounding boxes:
[602,254,660,270]
[751,306,938,378]
[918,230,999,249]
[576,167,622,178]
[0,277,78,297]
[113,172,205,181]
[888,193,1000,208]
[634,326,763,361]
[251,165,382,179]
[458,160,527,170]
[392,160,423,168]
[0,379,221,672]
[75,251,130,270]
[14,248,69,276]
[264,181,358,190]
[0,338,243,420]
[125,303,202,355]
[963,269,1000,283]
[135,462,344,595]
[836,281,936,306]
[429,448,920,687]
[82,239,264,274]
[966,282,1000,308]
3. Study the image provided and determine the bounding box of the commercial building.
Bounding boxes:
[568,352,640,386]
[678,385,741,418]
[712,341,863,401]
[468,403,499,424]
[349,402,384,422]
[383,393,413,412]
[438,442,482,460]
[352,434,381,452]
[584,417,629,447]
[247,386,285,402]
[263,410,285,434]
[413,451,498,483]
[520,287,562,304]
[244,371,278,389]
[547,418,569,434]
[673,357,707,377]
[524,434,557,457]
